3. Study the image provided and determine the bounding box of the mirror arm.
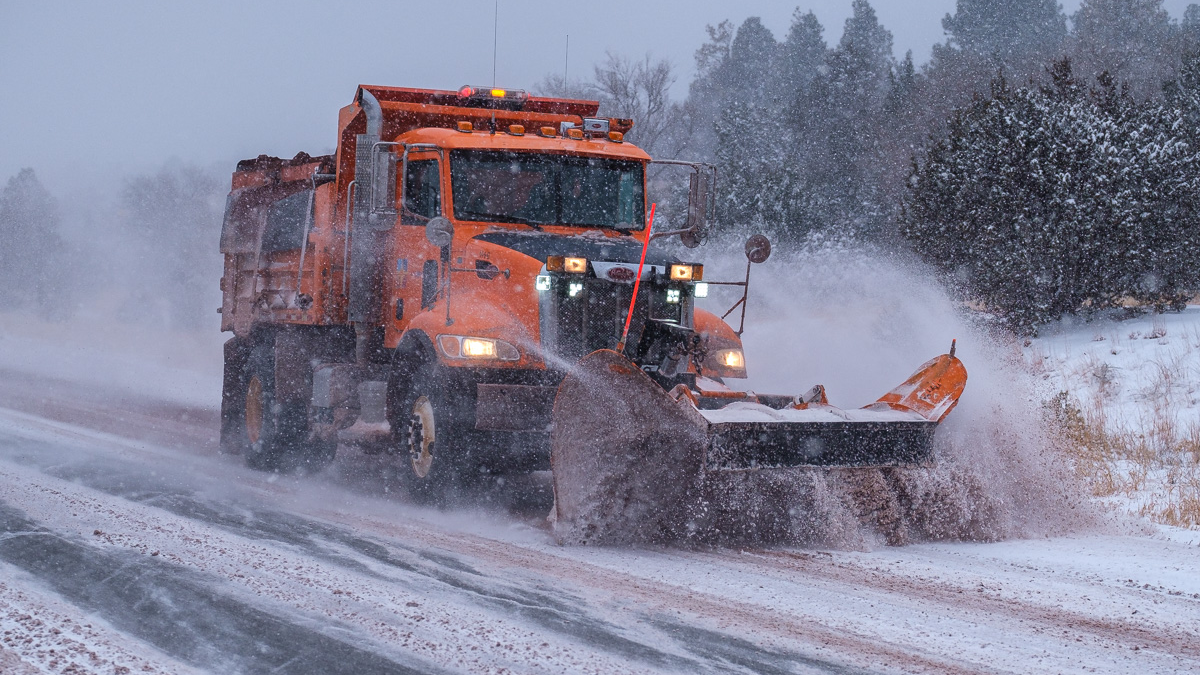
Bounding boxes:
[648,227,694,241]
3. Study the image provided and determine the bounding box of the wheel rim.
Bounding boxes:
[245,375,264,444]
[408,395,436,478]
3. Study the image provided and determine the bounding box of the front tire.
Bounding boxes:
[390,353,466,502]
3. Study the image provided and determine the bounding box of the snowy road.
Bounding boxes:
[1,368,1198,674]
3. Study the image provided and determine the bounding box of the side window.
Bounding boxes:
[402,159,441,224]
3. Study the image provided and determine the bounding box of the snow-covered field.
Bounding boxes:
[0,370,1198,674]
[1027,307,1200,528]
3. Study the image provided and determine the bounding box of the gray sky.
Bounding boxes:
[1,0,1195,191]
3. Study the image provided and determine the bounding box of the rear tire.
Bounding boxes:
[220,337,252,455]
[237,342,335,472]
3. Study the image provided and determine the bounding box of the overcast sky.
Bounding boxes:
[2,0,1196,191]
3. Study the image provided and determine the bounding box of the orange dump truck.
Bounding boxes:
[219,85,966,525]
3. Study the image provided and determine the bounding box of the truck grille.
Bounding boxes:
[540,277,688,364]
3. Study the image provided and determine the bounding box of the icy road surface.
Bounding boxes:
[0,369,1198,674]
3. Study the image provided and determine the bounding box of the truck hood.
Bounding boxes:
[472,230,678,266]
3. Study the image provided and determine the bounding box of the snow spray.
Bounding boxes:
[690,236,1104,549]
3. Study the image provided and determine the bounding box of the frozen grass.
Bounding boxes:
[1032,309,1200,529]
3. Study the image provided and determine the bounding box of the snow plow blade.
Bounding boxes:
[550,348,967,540]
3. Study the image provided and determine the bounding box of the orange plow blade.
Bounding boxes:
[549,347,967,543]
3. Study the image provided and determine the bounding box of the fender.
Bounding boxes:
[694,308,746,379]
[401,285,542,369]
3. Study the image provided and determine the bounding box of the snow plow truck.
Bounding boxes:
[219,84,967,540]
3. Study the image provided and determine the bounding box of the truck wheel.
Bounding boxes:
[220,337,252,455]
[392,356,463,502]
[240,344,335,471]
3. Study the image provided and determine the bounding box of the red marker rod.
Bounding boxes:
[616,202,656,354]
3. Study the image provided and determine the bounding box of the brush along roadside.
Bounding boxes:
[549,346,967,545]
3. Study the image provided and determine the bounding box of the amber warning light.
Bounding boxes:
[458,85,527,102]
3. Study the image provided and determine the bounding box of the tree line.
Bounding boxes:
[0,164,223,328]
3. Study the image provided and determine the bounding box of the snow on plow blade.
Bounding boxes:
[704,347,967,469]
[550,348,966,542]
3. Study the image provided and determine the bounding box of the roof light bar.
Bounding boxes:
[457,85,528,102]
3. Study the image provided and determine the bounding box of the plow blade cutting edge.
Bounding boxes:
[550,348,967,543]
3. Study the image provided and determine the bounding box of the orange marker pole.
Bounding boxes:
[617,203,655,354]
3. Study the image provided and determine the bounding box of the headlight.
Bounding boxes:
[666,289,681,304]
[535,274,551,291]
[568,281,584,297]
[711,348,744,371]
[693,282,709,298]
[437,335,520,361]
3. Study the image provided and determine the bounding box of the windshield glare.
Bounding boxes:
[449,150,645,229]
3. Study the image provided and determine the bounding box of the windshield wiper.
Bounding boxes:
[457,209,545,231]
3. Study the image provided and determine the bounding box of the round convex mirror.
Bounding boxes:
[425,216,454,248]
[744,234,771,264]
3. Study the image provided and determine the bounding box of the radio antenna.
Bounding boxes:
[492,0,498,87]
[565,34,569,79]
[491,0,498,134]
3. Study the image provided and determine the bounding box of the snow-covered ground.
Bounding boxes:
[1,260,1199,672]
[0,308,224,409]
[1026,307,1200,528]
[0,386,1197,674]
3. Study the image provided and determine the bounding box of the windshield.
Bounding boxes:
[450,150,645,229]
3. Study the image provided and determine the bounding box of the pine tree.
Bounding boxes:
[774,10,826,99]
[1071,0,1178,101]
[904,62,1200,329]
[805,0,895,236]
[0,168,69,316]
[120,164,223,329]
[940,0,1067,62]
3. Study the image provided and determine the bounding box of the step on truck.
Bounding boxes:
[219,84,967,539]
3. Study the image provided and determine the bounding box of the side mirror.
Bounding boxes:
[745,234,771,264]
[369,150,398,230]
[425,216,454,248]
[682,170,712,249]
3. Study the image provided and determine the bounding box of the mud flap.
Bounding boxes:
[551,350,710,545]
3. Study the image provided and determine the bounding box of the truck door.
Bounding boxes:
[386,153,444,348]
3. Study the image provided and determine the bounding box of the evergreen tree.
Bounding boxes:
[1071,0,1178,100]
[726,17,779,105]
[119,163,223,329]
[940,0,1067,62]
[804,0,895,236]
[0,168,70,316]
[903,62,1200,328]
[774,10,826,100]
[924,0,1068,126]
